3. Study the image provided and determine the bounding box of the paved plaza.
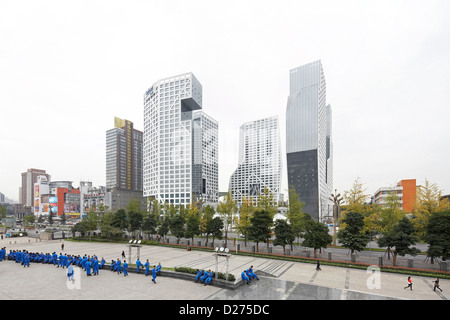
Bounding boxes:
[0,237,448,301]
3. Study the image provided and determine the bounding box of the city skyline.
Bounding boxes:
[1,1,449,203]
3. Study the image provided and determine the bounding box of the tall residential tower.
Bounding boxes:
[286,60,333,221]
[143,72,218,206]
[106,117,143,192]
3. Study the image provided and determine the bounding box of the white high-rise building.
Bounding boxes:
[143,72,218,206]
[286,60,333,221]
[229,116,281,206]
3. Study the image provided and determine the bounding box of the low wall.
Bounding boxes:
[104,264,242,290]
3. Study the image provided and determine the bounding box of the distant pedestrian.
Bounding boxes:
[404,276,413,290]
[121,250,125,258]
[316,260,321,271]
[433,278,443,292]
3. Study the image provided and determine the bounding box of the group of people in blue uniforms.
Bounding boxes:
[195,269,214,286]
[194,265,259,286]
[110,257,161,283]
[241,266,259,284]
[1,247,161,284]
[3,248,106,275]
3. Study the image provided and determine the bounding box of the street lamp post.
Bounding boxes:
[329,189,343,246]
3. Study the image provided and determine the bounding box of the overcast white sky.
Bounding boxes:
[1,0,449,203]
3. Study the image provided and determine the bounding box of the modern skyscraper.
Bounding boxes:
[229,116,281,206]
[143,72,218,206]
[286,60,333,221]
[106,117,143,192]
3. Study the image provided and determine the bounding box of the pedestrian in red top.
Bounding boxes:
[404,276,413,290]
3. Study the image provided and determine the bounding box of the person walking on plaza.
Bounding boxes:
[433,278,443,292]
[316,260,321,271]
[404,276,413,290]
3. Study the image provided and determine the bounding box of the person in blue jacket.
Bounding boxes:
[247,266,259,280]
[92,257,99,275]
[110,260,115,271]
[23,253,30,268]
[156,262,162,274]
[123,260,128,276]
[200,270,209,283]
[135,258,143,273]
[85,259,92,276]
[151,265,157,284]
[204,270,213,286]
[67,264,74,281]
[115,259,122,274]
[57,253,63,268]
[144,259,150,276]
[100,257,105,269]
[241,270,250,284]
[195,269,203,282]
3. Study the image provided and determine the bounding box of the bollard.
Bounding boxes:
[378,256,383,267]
[237,244,240,251]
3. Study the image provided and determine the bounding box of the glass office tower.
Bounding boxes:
[229,116,281,206]
[286,60,333,221]
[143,72,218,205]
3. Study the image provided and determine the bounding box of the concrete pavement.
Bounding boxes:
[0,237,448,300]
